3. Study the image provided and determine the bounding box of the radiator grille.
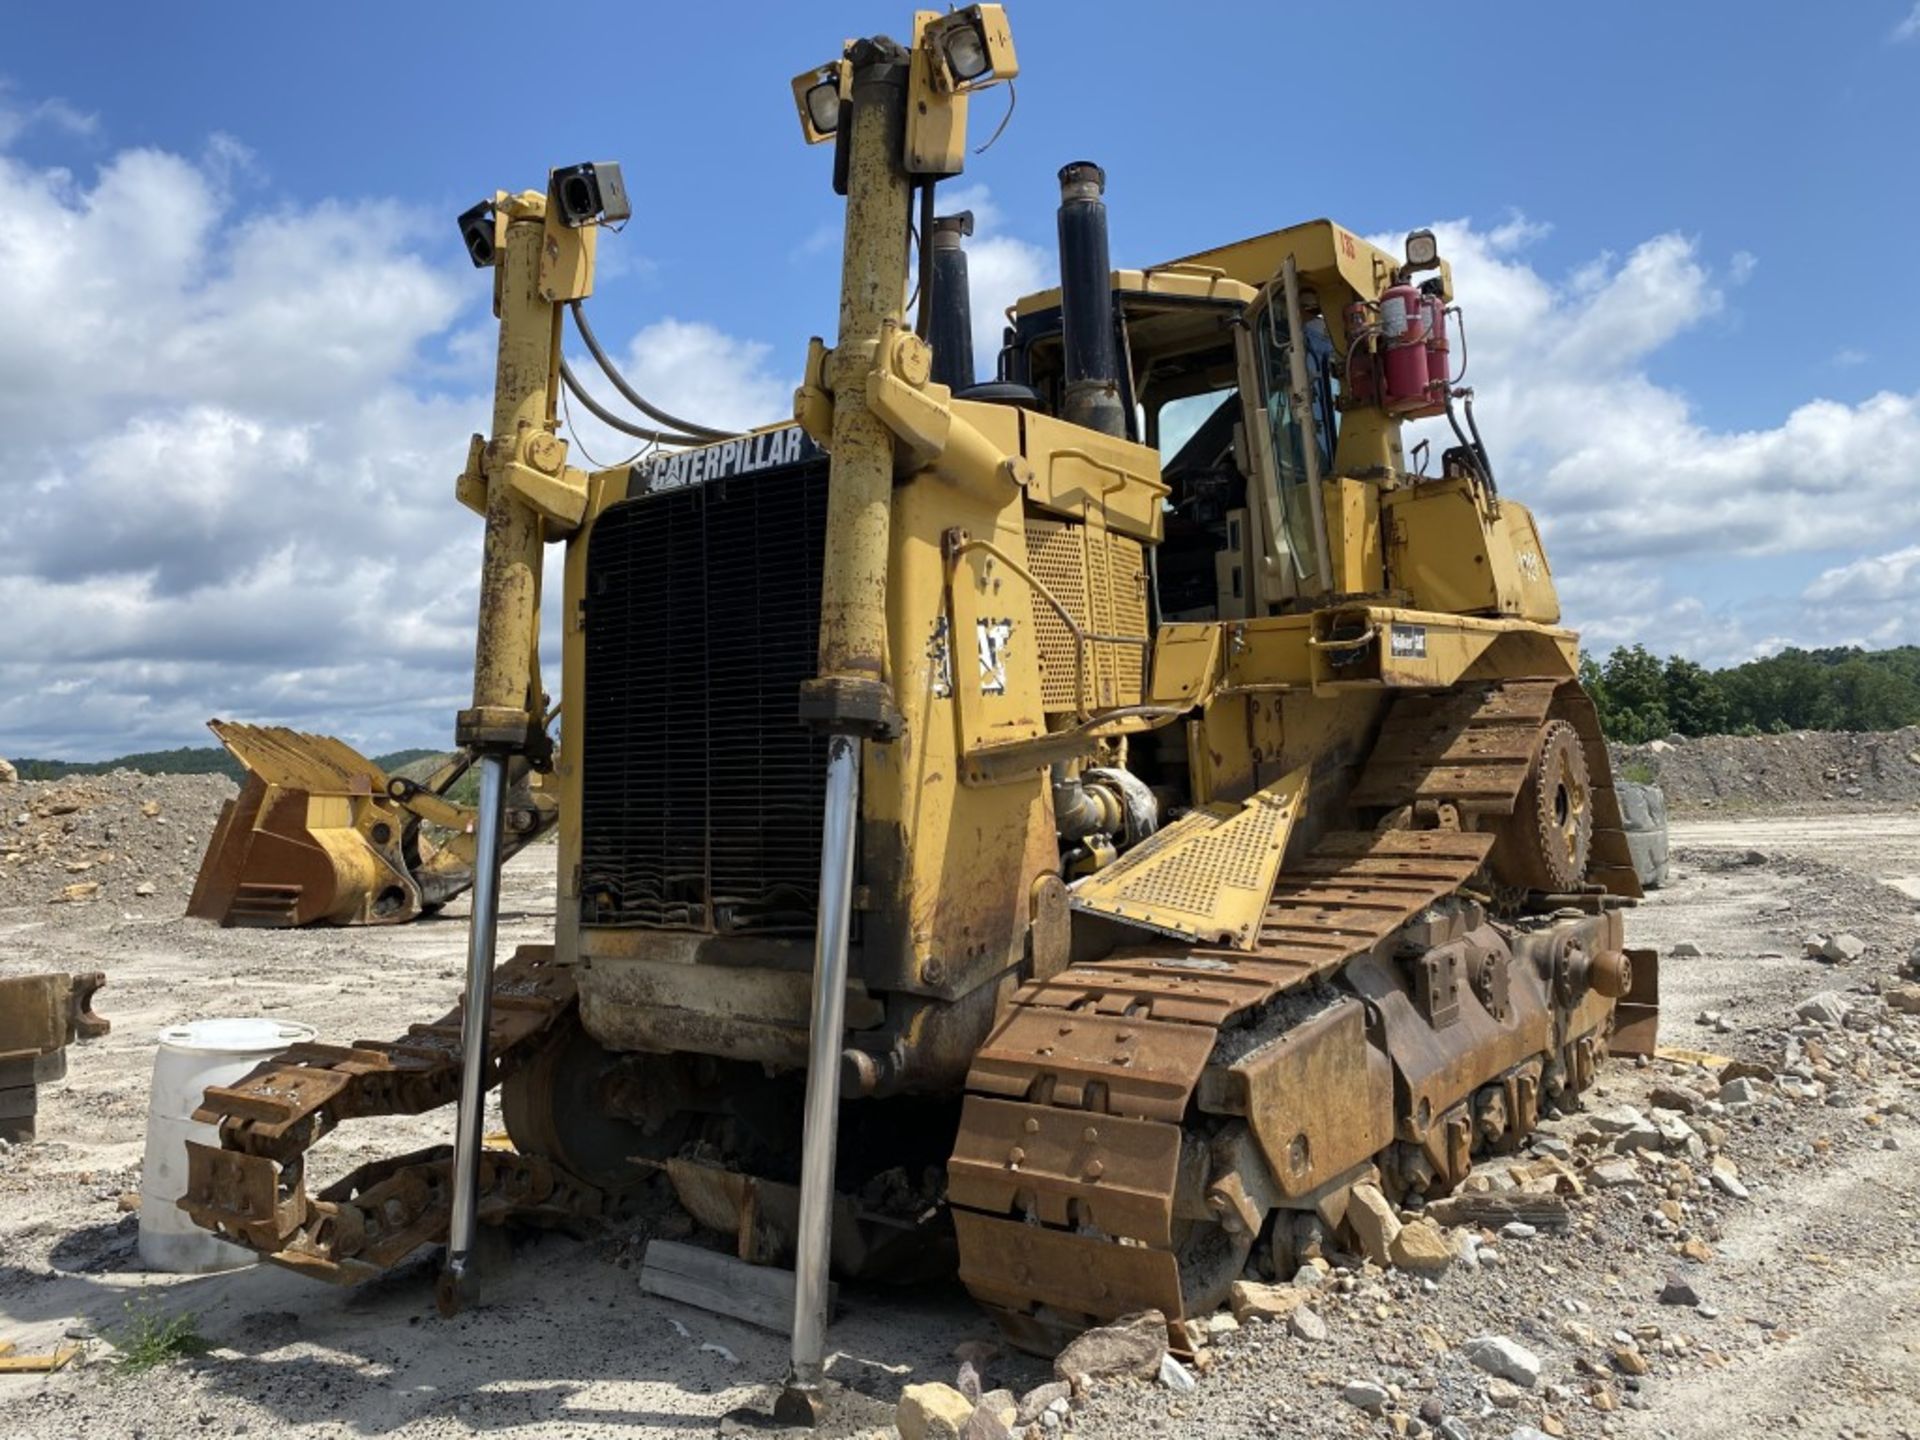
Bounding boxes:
[580,461,832,934]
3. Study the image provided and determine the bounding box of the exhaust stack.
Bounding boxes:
[1056,161,1125,437]
[927,211,976,391]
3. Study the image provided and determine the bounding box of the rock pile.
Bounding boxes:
[1611,726,1920,811]
[0,772,235,910]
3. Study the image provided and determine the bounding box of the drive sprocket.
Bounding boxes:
[1492,718,1592,893]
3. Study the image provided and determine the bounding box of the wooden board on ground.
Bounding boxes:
[0,1341,81,1373]
[637,1239,835,1333]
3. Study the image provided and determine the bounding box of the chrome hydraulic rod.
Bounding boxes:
[436,752,509,1314]
[777,735,860,1421]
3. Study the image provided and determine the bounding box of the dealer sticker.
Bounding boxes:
[1389,625,1428,659]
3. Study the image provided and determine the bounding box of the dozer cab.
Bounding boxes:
[180,5,1658,1420]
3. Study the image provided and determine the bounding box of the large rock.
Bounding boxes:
[1346,1181,1402,1265]
[1014,1382,1070,1427]
[1342,1379,1390,1410]
[1806,932,1866,964]
[1649,1082,1704,1114]
[1587,1156,1641,1188]
[1156,1354,1196,1394]
[1588,1104,1649,1136]
[1460,1335,1542,1388]
[1719,1076,1766,1105]
[1229,1281,1315,1323]
[975,1390,1017,1431]
[1388,1218,1455,1275]
[897,1383,975,1440]
[1288,1305,1329,1342]
[1796,991,1851,1027]
[1052,1310,1166,1386]
[1709,1155,1750,1199]
[1658,1270,1702,1307]
[0,758,17,786]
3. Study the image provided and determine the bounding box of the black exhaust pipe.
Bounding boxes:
[1056,161,1125,437]
[928,211,976,391]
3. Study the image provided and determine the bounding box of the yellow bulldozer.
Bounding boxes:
[179,6,1658,1421]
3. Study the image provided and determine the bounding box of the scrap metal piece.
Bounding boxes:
[1068,767,1306,947]
[1610,946,1662,1057]
[0,972,108,1143]
[180,947,581,1276]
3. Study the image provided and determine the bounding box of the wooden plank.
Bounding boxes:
[0,1343,80,1373]
[638,1239,833,1333]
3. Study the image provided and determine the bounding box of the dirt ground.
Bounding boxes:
[1,801,1917,1439]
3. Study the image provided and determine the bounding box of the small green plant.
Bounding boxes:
[104,1298,210,1376]
[1620,759,1657,785]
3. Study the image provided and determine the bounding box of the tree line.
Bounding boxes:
[12,745,443,783]
[1580,644,1920,744]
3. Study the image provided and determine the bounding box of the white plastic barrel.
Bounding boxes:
[139,1018,316,1274]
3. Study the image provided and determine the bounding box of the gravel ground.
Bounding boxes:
[0,793,1915,1439]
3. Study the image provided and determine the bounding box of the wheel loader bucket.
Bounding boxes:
[187,722,429,927]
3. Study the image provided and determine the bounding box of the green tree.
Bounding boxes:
[1599,644,1670,742]
[1661,656,1727,737]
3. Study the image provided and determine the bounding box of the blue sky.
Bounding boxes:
[3,3,1918,758]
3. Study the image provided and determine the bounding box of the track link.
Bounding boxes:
[950,680,1634,1350]
[179,946,592,1281]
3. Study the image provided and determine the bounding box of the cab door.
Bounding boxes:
[1233,260,1335,608]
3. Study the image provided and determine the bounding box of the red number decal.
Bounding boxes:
[1339,231,1356,259]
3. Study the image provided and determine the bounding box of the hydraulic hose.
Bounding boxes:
[559,357,705,446]
[1462,393,1498,496]
[567,300,737,442]
[1444,389,1496,495]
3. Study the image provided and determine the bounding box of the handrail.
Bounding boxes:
[947,534,1148,722]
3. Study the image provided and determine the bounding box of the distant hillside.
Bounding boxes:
[12,743,445,783]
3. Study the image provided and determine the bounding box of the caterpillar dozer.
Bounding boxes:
[179,5,1659,1421]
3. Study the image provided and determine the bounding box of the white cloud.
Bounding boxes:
[0,116,794,760]
[1804,544,1920,604]
[1893,3,1920,41]
[0,87,97,148]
